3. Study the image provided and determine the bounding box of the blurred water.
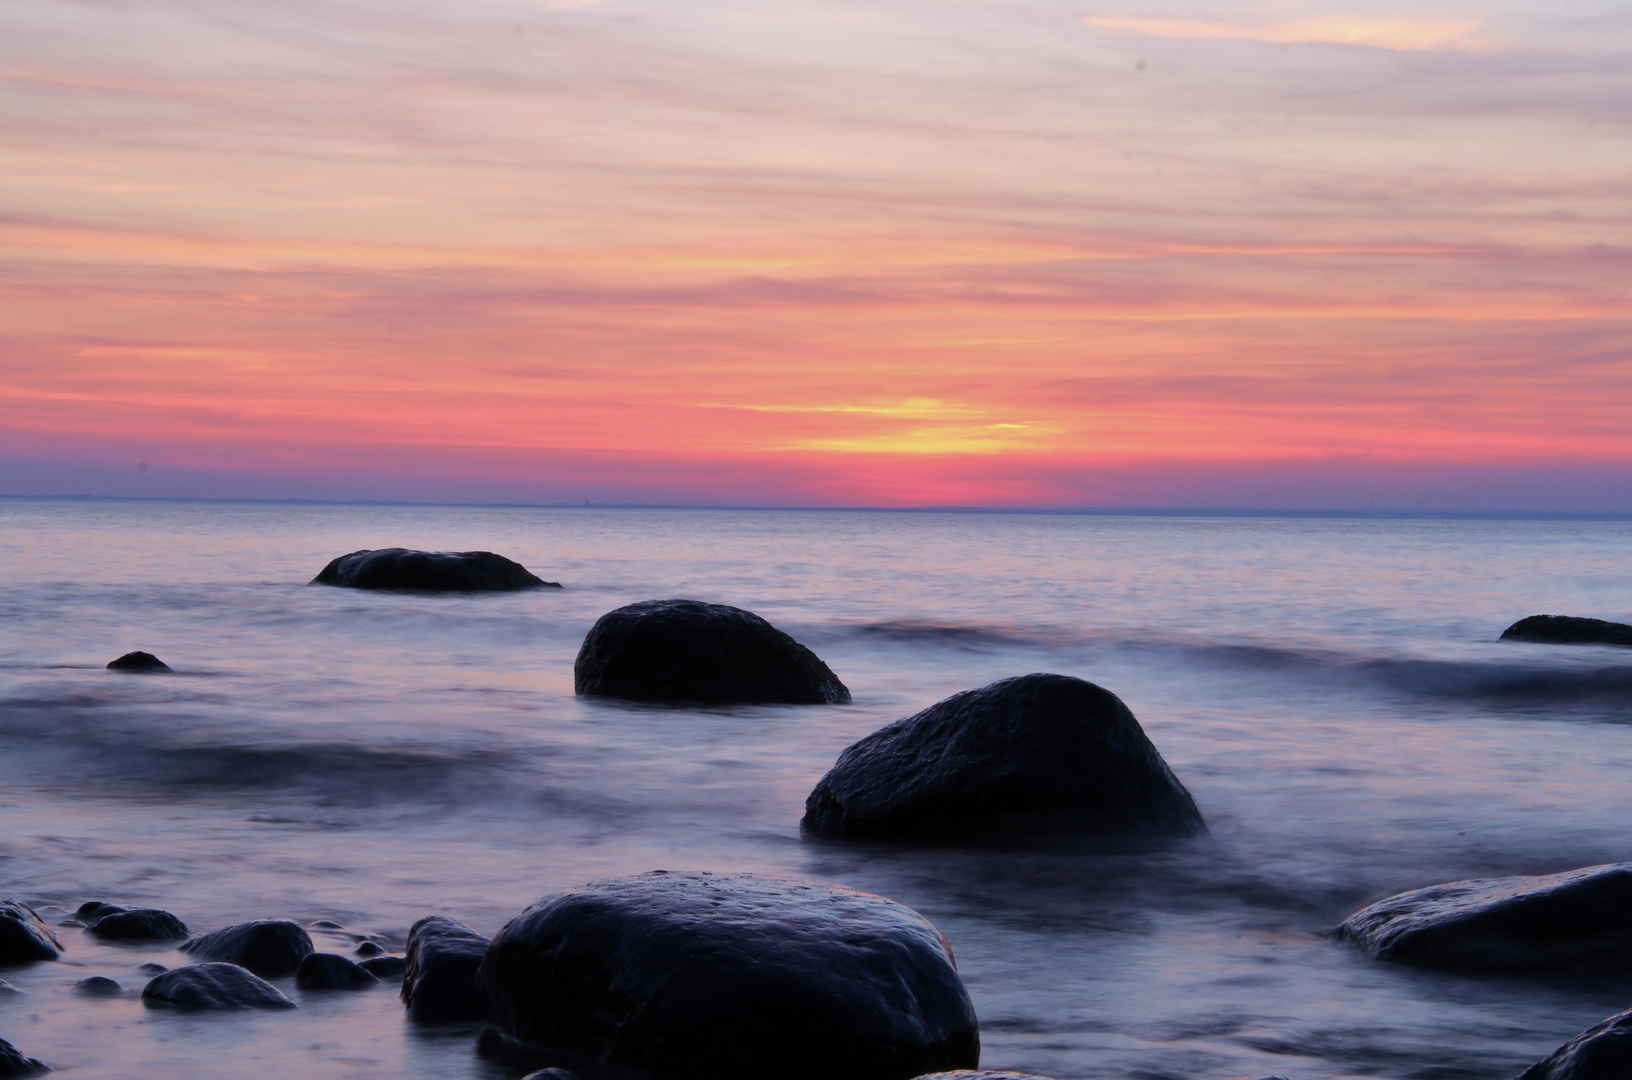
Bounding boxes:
[2,499,1631,1079]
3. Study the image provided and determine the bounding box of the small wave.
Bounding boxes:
[846,620,1066,649]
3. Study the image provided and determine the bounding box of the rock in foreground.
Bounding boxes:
[1335,863,1632,975]
[87,908,189,942]
[0,900,62,965]
[1518,1006,1632,1079]
[181,919,313,977]
[402,916,490,1022]
[1501,615,1632,647]
[479,871,979,1080]
[574,599,850,705]
[0,1037,48,1077]
[106,651,171,672]
[296,952,379,990]
[312,548,558,592]
[142,962,296,1011]
[803,673,1204,843]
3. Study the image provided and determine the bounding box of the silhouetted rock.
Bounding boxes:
[803,673,1204,843]
[574,599,850,705]
[1502,615,1632,647]
[479,871,979,1080]
[312,548,558,592]
[1335,863,1632,975]
[106,651,171,672]
[296,952,379,990]
[308,919,344,930]
[87,908,189,942]
[137,963,167,975]
[181,919,312,977]
[75,902,125,920]
[73,976,122,996]
[1518,1005,1632,1079]
[0,900,62,965]
[360,955,407,980]
[354,940,384,957]
[141,962,296,1011]
[402,916,490,1022]
[0,1037,48,1077]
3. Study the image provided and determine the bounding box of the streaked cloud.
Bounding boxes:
[1084,15,1489,52]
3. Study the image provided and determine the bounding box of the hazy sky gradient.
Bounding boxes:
[3,0,1630,506]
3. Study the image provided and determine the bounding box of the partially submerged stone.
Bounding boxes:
[73,976,122,996]
[0,1037,48,1077]
[1501,615,1632,647]
[87,908,189,942]
[141,962,296,1011]
[106,651,171,672]
[181,919,312,978]
[1518,1005,1632,1079]
[360,955,407,980]
[312,548,558,592]
[803,673,1204,843]
[0,900,62,966]
[402,916,490,1022]
[295,952,379,990]
[1335,863,1632,975]
[478,871,979,1080]
[574,599,850,705]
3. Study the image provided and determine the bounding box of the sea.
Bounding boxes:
[2,498,1631,1080]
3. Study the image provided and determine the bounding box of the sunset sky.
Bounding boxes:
[2,0,1629,508]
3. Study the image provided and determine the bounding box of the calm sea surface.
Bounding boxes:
[2,499,1632,1079]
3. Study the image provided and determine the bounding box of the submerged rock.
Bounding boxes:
[1501,615,1632,647]
[803,673,1204,843]
[1519,1006,1632,1079]
[1335,863,1632,975]
[141,962,296,1011]
[0,900,63,965]
[87,908,189,942]
[360,954,407,980]
[478,871,979,1080]
[0,979,23,997]
[312,548,558,592]
[137,963,167,975]
[181,919,313,977]
[105,651,171,672]
[296,952,379,990]
[354,940,384,957]
[73,976,122,996]
[75,902,125,920]
[402,916,490,1022]
[574,599,850,705]
[0,1037,48,1077]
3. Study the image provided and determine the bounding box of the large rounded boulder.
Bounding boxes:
[180,918,313,977]
[1334,862,1632,975]
[1501,615,1632,647]
[0,900,62,966]
[478,871,979,1080]
[803,673,1204,843]
[574,599,850,705]
[312,548,559,592]
[142,962,296,1011]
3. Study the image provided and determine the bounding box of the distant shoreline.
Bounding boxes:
[3,492,1631,522]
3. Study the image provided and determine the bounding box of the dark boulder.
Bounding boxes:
[75,902,125,920]
[73,976,122,996]
[478,870,979,1080]
[0,900,62,965]
[180,919,312,977]
[87,908,189,942]
[1501,615,1632,647]
[522,1072,581,1080]
[137,963,167,975]
[803,673,1204,843]
[360,954,407,980]
[312,548,558,592]
[106,651,171,672]
[1519,1006,1632,1079]
[574,599,850,705]
[0,1037,48,1077]
[354,940,384,957]
[1335,863,1632,975]
[141,962,296,1011]
[296,952,379,990]
[402,916,490,1022]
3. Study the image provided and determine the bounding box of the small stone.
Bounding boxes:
[295,952,379,990]
[359,955,406,979]
[0,1036,49,1077]
[88,908,189,942]
[106,651,171,672]
[137,963,167,975]
[309,920,344,930]
[0,900,63,965]
[402,916,490,1022]
[55,920,85,929]
[354,940,384,957]
[142,963,296,1011]
[75,902,125,920]
[180,919,312,977]
[73,976,122,996]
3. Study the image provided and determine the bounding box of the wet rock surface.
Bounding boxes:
[87,908,189,942]
[479,870,979,1080]
[73,976,122,996]
[181,919,313,977]
[1335,862,1632,975]
[312,548,557,592]
[105,651,171,672]
[75,902,125,920]
[360,955,407,979]
[574,598,850,705]
[142,962,297,1011]
[0,900,63,965]
[296,952,379,990]
[0,1037,48,1077]
[1518,1006,1632,1079]
[803,673,1204,843]
[1501,615,1632,647]
[402,916,490,1022]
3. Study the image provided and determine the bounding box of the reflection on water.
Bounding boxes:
[1,500,1631,1078]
